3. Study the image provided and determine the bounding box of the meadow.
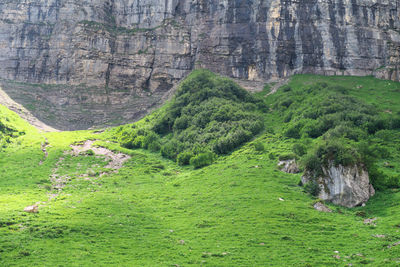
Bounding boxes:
[0,74,400,266]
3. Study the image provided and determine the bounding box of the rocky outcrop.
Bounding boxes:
[302,162,375,208]
[0,0,399,129]
[313,202,332,213]
[24,204,39,213]
[278,159,300,174]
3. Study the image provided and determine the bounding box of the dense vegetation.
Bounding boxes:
[263,76,400,190]
[116,70,264,167]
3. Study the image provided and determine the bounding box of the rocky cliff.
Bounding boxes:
[0,0,399,129]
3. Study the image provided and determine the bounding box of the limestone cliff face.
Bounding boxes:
[0,0,399,129]
[301,162,375,208]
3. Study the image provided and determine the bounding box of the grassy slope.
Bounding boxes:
[0,75,400,266]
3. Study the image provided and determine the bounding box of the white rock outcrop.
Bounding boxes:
[24,204,38,213]
[278,159,300,174]
[302,162,375,208]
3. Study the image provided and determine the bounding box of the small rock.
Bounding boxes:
[278,198,284,201]
[363,218,377,226]
[169,229,174,233]
[372,234,385,238]
[278,159,300,174]
[24,205,38,213]
[387,241,400,249]
[259,243,265,246]
[334,251,339,254]
[361,203,366,207]
[179,240,185,245]
[313,202,332,213]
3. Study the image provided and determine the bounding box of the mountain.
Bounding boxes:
[0,0,399,129]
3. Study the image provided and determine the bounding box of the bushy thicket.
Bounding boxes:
[116,69,264,167]
[276,82,400,189]
[277,83,400,140]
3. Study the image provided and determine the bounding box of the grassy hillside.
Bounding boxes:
[259,75,400,191]
[0,74,400,266]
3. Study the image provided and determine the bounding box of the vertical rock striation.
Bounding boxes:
[301,162,375,208]
[0,0,399,129]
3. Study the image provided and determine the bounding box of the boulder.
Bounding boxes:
[24,205,38,213]
[313,202,332,213]
[278,159,300,174]
[302,161,375,208]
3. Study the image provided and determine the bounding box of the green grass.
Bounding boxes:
[0,74,400,266]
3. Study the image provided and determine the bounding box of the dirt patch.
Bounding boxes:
[265,78,290,97]
[39,138,49,165]
[70,140,131,170]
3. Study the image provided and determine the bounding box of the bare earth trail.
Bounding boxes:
[265,78,290,96]
[49,140,131,199]
[0,85,59,132]
[232,77,290,95]
[27,140,131,211]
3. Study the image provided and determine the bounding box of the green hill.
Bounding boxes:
[0,73,400,266]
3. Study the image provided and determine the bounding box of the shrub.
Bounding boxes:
[119,131,137,149]
[161,140,184,160]
[177,151,194,166]
[304,181,320,197]
[254,141,265,152]
[173,115,190,131]
[301,153,322,177]
[142,131,160,149]
[190,152,215,168]
[292,143,307,156]
[284,124,301,139]
[148,141,161,152]
[132,135,145,148]
[279,153,296,161]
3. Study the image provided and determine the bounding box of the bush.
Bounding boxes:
[132,135,145,148]
[161,140,184,160]
[190,152,215,168]
[304,181,320,197]
[177,151,194,166]
[284,124,301,139]
[301,153,322,177]
[142,131,160,149]
[117,69,264,165]
[148,141,161,152]
[292,143,307,156]
[279,153,296,161]
[254,141,265,152]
